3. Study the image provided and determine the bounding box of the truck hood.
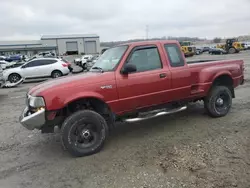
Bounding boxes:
[29,71,113,96]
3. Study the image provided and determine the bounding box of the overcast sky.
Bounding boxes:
[0,0,250,41]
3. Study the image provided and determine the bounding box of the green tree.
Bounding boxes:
[213,37,222,43]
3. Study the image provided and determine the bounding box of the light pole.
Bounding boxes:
[146,25,149,40]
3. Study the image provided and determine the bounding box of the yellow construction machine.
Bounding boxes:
[216,38,243,54]
[179,41,195,57]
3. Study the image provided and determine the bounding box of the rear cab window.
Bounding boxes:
[164,44,185,67]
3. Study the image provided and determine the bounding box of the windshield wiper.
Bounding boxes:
[91,66,104,73]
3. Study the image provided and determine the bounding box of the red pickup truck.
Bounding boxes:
[19,40,245,157]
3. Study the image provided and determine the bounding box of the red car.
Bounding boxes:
[20,40,245,157]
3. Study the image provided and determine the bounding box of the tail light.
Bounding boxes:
[62,63,68,67]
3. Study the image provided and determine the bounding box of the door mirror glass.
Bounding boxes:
[121,64,137,74]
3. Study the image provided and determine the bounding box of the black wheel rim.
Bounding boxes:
[10,75,20,83]
[69,120,101,149]
[214,92,230,113]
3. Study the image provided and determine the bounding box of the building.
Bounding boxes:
[41,34,100,55]
[0,34,100,56]
[0,40,57,56]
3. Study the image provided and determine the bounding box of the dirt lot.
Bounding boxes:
[0,51,249,188]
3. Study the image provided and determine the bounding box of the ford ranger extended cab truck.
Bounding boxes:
[19,40,245,157]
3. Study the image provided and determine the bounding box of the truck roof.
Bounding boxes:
[119,40,179,46]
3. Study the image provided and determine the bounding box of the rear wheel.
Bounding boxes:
[61,110,108,157]
[204,86,232,118]
[51,70,62,78]
[8,73,21,83]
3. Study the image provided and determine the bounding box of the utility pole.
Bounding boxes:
[146,25,149,40]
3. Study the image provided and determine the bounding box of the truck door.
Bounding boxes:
[116,45,171,112]
[163,43,191,101]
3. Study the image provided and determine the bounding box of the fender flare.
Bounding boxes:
[63,91,105,107]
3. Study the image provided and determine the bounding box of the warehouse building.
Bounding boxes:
[0,40,57,56]
[0,34,100,56]
[41,34,100,55]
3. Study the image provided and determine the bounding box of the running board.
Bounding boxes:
[124,106,187,123]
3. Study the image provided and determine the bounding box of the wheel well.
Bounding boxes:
[212,74,235,98]
[63,97,114,127]
[8,73,21,79]
[51,70,62,75]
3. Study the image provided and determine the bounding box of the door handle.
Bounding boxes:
[159,73,167,78]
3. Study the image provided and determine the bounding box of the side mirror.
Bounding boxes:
[121,64,137,74]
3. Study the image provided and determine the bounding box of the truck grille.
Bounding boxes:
[188,47,192,52]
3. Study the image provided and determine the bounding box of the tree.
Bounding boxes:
[213,37,222,43]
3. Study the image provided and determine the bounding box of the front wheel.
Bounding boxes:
[8,73,21,83]
[204,86,232,118]
[228,48,236,54]
[61,110,108,157]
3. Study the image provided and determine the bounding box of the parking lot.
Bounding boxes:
[0,51,250,188]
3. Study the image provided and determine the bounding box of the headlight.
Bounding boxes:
[28,96,45,108]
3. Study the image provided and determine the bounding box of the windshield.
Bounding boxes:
[90,45,128,72]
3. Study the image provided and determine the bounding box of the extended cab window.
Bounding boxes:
[164,44,185,67]
[126,46,162,73]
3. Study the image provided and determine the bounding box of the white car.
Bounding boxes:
[80,55,93,68]
[74,55,93,68]
[0,61,7,69]
[243,42,250,50]
[86,55,100,70]
[0,60,17,69]
[3,58,70,83]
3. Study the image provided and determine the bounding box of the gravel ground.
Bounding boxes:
[0,51,250,188]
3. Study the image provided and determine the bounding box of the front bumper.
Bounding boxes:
[19,107,46,130]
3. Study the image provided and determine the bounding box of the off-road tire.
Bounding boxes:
[228,48,236,54]
[51,70,62,78]
[61,110,108,157]
[204,86,232,118]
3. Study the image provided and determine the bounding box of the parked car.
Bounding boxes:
[74,55,93,67]
[195,48,203,55]
[0,56,6,61]
[86,55,100,70]
[243,42,250,50]
[209,48,227,55]
[19,40,245,157]
[0,60,17,69]
[5,55,22,62]
[3,57,70,83]
[0,65,4,87]
[202,47,210,52]
[0,61,7,69]
[80,55,93,69]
